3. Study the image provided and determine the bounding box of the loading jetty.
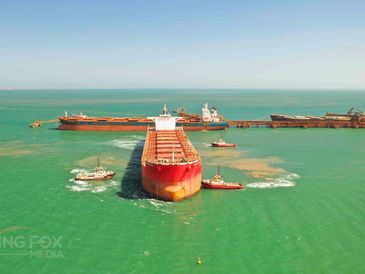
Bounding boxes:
[228,120,365,129]
[30,107,365,130]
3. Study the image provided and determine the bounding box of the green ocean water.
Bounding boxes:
[0,89,364,274]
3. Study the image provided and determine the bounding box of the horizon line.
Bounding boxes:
[1,87,365,91]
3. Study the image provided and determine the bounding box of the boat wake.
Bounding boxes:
[111,138,144,150]
[200,142,212,148]
[70,168,88,174]
[67,178,118,193]
[131,199,175,214]
[246,173,300,189]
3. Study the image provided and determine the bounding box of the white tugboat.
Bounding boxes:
[75,159,115,181]
[211,133,236,147]
[210,138,236,147]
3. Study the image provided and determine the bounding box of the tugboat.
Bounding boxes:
[30,121,41,128]
[202,166,244,190]
[74,159,115,181]
[210,137,236,147]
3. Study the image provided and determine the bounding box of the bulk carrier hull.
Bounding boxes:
[58,103,228,131]
[58,120,228,131]
[271,108,364,122]
[141,128,202,201]
[142,160,202,201]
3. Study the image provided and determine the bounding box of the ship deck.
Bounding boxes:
[59,116,203,123]
[142,129,199,164]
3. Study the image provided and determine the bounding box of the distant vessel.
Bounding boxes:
[271,107,365,122]
[58,103,228,131]
[30,121,41,128]
[141,105,202,201]
[211,138,236,147]
[202,166,243,189]
[323,107,364,121]
[74,159,115,181]
[270,114,316,121]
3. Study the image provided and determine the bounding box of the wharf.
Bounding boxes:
[228,120,365,129]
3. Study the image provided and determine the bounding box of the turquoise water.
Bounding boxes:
[0,89,364,273]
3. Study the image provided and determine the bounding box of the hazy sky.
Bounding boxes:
[0,0,364,89]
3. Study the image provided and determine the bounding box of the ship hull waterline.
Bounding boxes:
[58,124,227,131]
[142,161,202,201]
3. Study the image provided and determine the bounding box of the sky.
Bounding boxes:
[0,0,364,89]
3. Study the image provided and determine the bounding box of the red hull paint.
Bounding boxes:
[202,182,244,189]
[142,162,202,201]
[59,124,149,131]
[141,128,202,201]
[59,124,227,131]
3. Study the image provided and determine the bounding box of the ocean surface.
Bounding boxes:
[0,89,364,273]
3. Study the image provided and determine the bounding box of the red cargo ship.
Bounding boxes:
[58,103,228,131]
[141,105,202,201]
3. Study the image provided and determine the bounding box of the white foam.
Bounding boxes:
[67,176,119,193]
[129,135,146,140]
[148,199,164,207]
[91,186,107,193]
[274,180,295,187]
[129,199,175,214]
[247,182,274,189]
[194,142,211,148]
[247,173,299,189]
[108,180,119,186]
[67,185,89,192]
[111,139,143,150]
[74,180,89,187]
[70,168,87,174]
[285,173,300,180]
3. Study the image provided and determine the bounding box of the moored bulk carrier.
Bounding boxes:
[58,103,228,131]
[270,107,365,122]
[230,107,365,128]
[141,105,202,201]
